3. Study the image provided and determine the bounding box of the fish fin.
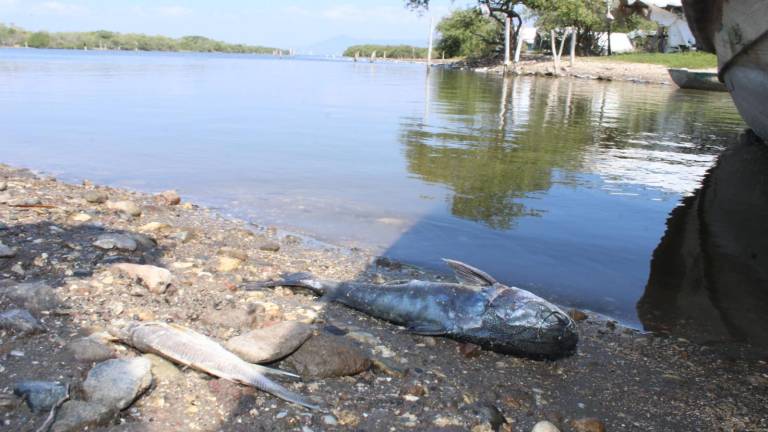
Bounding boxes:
[407,322,448,336]
[443,259,497,286]
[250,364,301,381]
[244,272,325,295]
[243,373,324,411]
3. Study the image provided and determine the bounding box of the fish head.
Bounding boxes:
[107,321,144,343]
[481,287,578,358]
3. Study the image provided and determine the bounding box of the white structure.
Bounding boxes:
[597,33,635,53]
[627,0,696,51]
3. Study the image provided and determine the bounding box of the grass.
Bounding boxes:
[595,51,717,69]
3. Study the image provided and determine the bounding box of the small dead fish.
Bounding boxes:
[250,259,578,358]
[109,321,320,409]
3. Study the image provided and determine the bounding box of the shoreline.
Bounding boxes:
[1,162,765,431]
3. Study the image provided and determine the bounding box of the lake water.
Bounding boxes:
[0,48,746,327]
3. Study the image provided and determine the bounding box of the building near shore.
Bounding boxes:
[627,0,696,51]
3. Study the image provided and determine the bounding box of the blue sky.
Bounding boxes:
[0,0,464,49]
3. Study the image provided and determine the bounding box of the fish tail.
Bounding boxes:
[245,371,323,411]
[244,272,333,296]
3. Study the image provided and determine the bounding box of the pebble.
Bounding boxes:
[226,320,313,363]
[323,415,338,425]
[568,309,588,321]
[82,357,153,411]
[111,263,173,294]
[8,197,42,206]
[0,308,45,335]
[284,333,371,379]
[0,180,6,191]
[0,241,16,258]
[154,190,181,205]
[140,222,171,232]
[570,418,606,432]
[259,242,281,252]
[201,302,278,330]
[84,190,109,204]
[70,212,92,222]
[0,191,11,203]
[65,337,114,363]
[0,281,60,312]
[217,256,243,272]
[218,247,249,261]
[532,420,561,432]
[13,381,68,413]
[106,200,142,217]
[93,233,138,251]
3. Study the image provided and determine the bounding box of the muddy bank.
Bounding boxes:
[0,163,766,432]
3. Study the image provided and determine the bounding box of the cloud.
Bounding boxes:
[33,1,88,16]
[155,5,192,17]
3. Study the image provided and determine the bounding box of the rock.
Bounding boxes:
[0,191,11,203]
[323,415,338,426]
[106,200,142,217]
[111,263,173,294]
[258,242,281,252]
[154,190,181,205]
[143,354,181,382]
[128,233,157,249]
[225,321,313,363]
[201,303,275,330]
[0,309,45,335]
[65,337,114,363]
[0,281,60,312]
[8,197,42,206]
[0,180,6,191]
[0,241,16,258]
[284,333,371,379]
[70,213,92,222]
[570,418,606,432]
[51,400,114,432]
[218,247,249,261]
[93,233,138,251]
[83,357,152,411]
[84,190,109,204]
[463,403,507,432]
[13,381,68,413]
[139,222,171,232]
[170,230,193,243]
[568,309,588,321]
[217,256,243,272]
[346,331,380,346]
[532,421,561,432]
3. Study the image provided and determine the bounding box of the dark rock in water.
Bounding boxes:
[65,337,114,363]
[13,381,68,413]
[569,418,606,432]
[82,357,152,411]
[258,242,281,252]
[462,402,507,432]
[0,309,45,335]
[225,320,313,363]
[0,241,16,258]
[93,233,138,251]
[0,281,60,312]
[284,333,371,379]
[51,400,113,432]
[84,190,109,204]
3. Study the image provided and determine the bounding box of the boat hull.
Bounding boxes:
[668,68,727,92]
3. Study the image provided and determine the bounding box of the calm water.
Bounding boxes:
[0,49,747,327]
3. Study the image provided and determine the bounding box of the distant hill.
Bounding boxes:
[300,35,427,56]
[343,44,428,59]
[0,23,286,54]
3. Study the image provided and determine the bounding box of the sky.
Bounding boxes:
[0,0,465,49]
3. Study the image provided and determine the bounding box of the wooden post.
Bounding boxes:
[513,27,524,63]
[551,30,560,74]
[569,27,577,66]
[504,15,511,66]
[427,16,434,67]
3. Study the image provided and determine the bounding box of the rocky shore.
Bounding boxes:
[0,163,766,431]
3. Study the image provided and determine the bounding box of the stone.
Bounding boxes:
[200,303,274,330]
[284,333,371,379]
[258,242,281,252]
[0,241,16,258]
[225,321,313,363]
[8,197,42,206]
[154,190,181,205]
[83,357,152,411]
[0,180,6,191]
[143,354,182,382]
[13,381,68,413]
[217,256,243,272]
[462,403,507,432]
[0,281,60,312]
[93,233,138,251]
[569,309,588,321]
[111,263,172,294]
[0,191,11,203]
[128,233,157,249]
[51,400,114,432]
[70,213,92,222]
[106,200,142,217]
[570,418,606,432]
[532,421,561,432]
[0,308,45,335]
[218,247,249,261]
[140,222,171,232]
[84,190,109,204]
[65,337,114,363]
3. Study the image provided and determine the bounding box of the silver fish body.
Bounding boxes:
[110,321,319,409]
[251,259,577,358]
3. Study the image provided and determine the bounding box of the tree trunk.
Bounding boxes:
[551,30,560,74]
[569,27,577,66]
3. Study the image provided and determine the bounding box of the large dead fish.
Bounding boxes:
[109,321,320,409]
[249,259,578,358]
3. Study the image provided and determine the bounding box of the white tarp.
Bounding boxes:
[597,32,634,53]
[626,0,682,7]
[518,27,538,44]
[648,5,695,50]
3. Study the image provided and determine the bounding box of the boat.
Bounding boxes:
[667,68,727,91]
[683,0,768,139]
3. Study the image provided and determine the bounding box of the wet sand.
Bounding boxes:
[0,163,766,432]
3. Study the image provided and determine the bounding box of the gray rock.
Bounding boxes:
[226,321,313,363]
[8,197,41,206]
[170,230,193,243]
[532,421,561,432]
[93,233,138,251]
[13,381,68,413]
[0,309,45,335]
[0,221,7,230]
[284,333,371,379]
[111,263,172,294]
[0,281,60,312]
[201,304,267,330]
[65,337,114,363]
[0,241,16,258]
[258,242,281,252]
[143,354,182,382]
[82,357,152,411]
[51,400,113,432]
[218,247,249,261]
[128,233,156,249]
[106,200,142,217]
[84,190,109,204]
[154,190,181,205]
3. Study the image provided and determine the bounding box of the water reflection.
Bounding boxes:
[639,131,768,354]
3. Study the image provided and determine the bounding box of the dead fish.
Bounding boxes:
[109,321,320,409]
[249,259,577,358]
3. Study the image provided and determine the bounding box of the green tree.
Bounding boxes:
[26,31,51,48]
[436,9,501,58]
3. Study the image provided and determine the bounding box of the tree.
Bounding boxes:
[436,9,501,58]
[26,31,51,48]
